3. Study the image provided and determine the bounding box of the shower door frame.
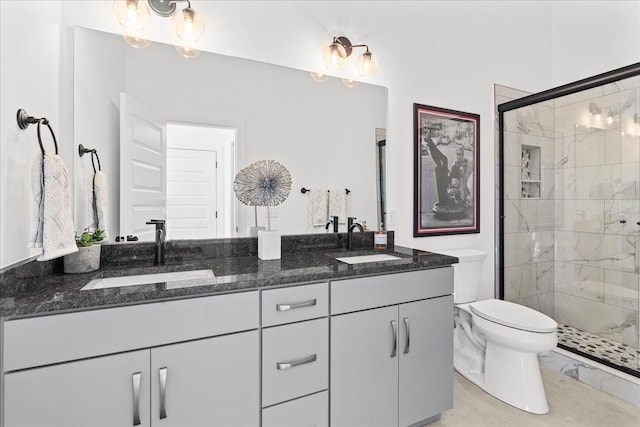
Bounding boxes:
[497,62,640,377]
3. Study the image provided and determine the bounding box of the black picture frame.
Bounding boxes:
[413,103,480,236]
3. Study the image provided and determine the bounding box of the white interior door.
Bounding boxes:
[120,93,167,241]
[167,148,218,239]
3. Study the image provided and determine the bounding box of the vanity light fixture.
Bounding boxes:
[322,36,377,77]
[114,0,205,57]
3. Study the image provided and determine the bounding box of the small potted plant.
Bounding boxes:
[63,229,105,274]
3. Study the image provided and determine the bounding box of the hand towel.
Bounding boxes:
[88,171,108,237]
[307,189,329,232]
[329,189,347,226]
[29,153,78,261]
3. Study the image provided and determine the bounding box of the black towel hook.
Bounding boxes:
[17,109,58,155]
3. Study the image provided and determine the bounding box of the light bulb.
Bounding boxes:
[342,78,359,88]
[123,35,152,48]
[113,0,150,32]
[356,50,377,77]
[322,42,346,70]
[310,72,329,82]
[176,45,201,59]
[175,7,205,44]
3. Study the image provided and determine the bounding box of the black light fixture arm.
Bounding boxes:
[332,36,370,58]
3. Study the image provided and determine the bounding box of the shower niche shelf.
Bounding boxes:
[521,145,541,199]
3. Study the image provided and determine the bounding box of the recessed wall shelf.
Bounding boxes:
[521,145,541,199]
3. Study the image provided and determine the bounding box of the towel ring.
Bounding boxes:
[36,119,58,155]
[90,151,102,173]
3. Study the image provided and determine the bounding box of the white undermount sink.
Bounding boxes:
[335,254,401,264]
[81,269,215,290]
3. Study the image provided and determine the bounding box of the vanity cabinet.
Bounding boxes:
[4,332,259,427]
[1,291,260,427]
[330,268,454,427]
[1,265,454,427]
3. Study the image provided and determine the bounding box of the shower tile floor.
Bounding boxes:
[557,323,639,373]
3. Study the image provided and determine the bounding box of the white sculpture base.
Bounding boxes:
[258,230,281,260]
[249,226,266,237]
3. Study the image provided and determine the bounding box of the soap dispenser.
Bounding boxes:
[374,223,387,250]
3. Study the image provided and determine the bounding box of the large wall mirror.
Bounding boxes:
[73,27,387,242]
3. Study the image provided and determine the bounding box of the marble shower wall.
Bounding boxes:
[502,75,640,353]
[502,99,556,318]
[553,77,640,351]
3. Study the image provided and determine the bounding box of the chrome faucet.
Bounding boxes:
[347,217,364,250]
[325,215,339,233]
[146,219,166,265]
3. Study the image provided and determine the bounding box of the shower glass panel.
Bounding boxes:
[499,65,640,377]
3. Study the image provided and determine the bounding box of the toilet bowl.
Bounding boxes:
[437,249,557,415]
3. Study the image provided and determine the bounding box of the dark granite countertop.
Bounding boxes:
[0,233,457,320]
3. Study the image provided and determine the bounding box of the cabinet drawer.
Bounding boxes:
[331,267,453,315]
[261,282,328,327]
[3,291,259,372]
[262,391,328,427]
[262,318,328,407]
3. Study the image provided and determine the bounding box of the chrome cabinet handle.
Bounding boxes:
[390,320,397,358]
[159,367,168,420]
[276,298,317,311]
[277,354,317,370]
[403,317,410,354]
[132,372,141,426]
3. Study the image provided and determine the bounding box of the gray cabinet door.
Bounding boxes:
[150,330,259,427]
[399,296,454,426]
[330,305,399,427]
[4,350,151,427]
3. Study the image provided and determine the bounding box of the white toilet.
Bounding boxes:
[437,249,558,415]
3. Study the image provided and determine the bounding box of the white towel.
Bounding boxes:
[88,171,108,237]
[329,189,347,225]
[307,189,329,232]
[29,153,78,261]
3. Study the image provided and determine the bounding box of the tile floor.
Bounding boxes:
[428,365,640,427]
[557,323,638,373]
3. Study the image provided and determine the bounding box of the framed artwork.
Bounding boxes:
[413,103,480,236]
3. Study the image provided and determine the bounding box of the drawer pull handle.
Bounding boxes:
[403,317,410,354]
[276,298,317,311]
[159,367,168,419]
[390,320,397,358]
[132,372,141,426]
[277,354,317,370]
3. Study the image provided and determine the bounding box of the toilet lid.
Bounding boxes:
[469,299,557,333]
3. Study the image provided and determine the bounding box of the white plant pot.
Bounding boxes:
[63,244,101,274]
[258,230,281,260]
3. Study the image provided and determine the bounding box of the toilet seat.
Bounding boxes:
[469,299,556,333]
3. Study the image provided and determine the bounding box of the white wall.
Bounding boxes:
[1,1,637,303]
[551,1,640,86]
[0,1,63,267]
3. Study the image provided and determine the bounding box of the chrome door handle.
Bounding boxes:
[277,354,317,370]
[403,317,410,354]
[159,367,168,420]
[132,372,141,426]
[390,320,397,358]
[276,299,317,311]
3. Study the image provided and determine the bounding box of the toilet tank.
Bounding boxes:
[435,249,486,304]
